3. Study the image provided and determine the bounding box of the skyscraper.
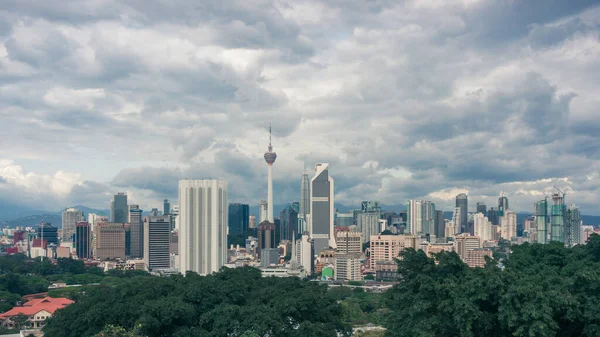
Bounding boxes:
[487,207,499,226]
[434,210,445,238]
[473,213,492,242]
[96,223,126,260]
[476,202,487,215]
[110,193,128,223]
[357,201,381,243]
[452,207,462,235]
[501,210,517,240]
[551,193,565,243]
[565,204,581,247]
[128,205,143,258]
[535,199,548,244]
[259,200,268,223]
[75,221,91,259]
[300,171,310,218]
[163,199,171,215]
[264,125,277,223]
[228,203,250,235]
[37,223,58,245]
[498,194,509,218]
[406,200,435,235]
[144,215,171,270]
[178,179,227,276]
[309,163,336,253]
[62,208,84,242]
[279,204,299,242]
[455,194,468,234]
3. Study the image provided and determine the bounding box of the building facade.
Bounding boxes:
[501,210,517,240]
[128,205,143,258]
[280,203,299,242]
[228,203,250,235]
[178,179,228,276]
[455,193,468,234]
[75,221,91,259]
[110,192,128,223]
[144,215,171,270]
[476,202,487,215]
[309,163,336,253]
[473,213,492,242]
[336,230,363,255]
[369,235,418,270]
[61,208,84,243]
[566,204,581,247]
[335,255,362,281]
[96,223,126,260]
[357,201,382,243]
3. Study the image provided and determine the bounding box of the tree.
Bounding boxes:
[13,313,29,330]
[93,325,145,337]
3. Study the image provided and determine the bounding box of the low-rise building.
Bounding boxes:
[0,297,73,330]
[334,255,362,281]
[464,249,493,268]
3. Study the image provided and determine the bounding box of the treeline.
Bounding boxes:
[44,267,352,337]
[386,234,600,337]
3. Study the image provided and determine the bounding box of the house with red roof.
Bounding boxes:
[0,297,74,329]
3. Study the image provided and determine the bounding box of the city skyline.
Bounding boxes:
[1,2,600,215]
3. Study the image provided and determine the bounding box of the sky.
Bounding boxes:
[1,0,600,215]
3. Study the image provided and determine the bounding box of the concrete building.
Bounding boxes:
[228,203,250,235]
[420,242,456,257]
[259,200,268,223]
[163,199,171,216]
[110,192,128,223]
[178,179,228,276]
[336,212,354,227]
[89,214,108,258]
[501,210,517,240]
[464,249,493,268]
[260,248,279,267]
[357,201,382,243]
[249,215,257,229]
[476,202,487,215]
[309,163,336,253]
[535,199,549,244]
[369,235,418,270]
[455,234,481,260]
[335,231,362,255]
[434,210,445,238]
[566,204,581,247]
[61,208,84,243]
[299,171,310,219]
[452,207,462,235]
[36,223,58,246]
[128,205,143,258]
[96,223,126,260]
[280,203,299,242]
[335,255,362,281]
[473,213,492,242]
[75,221,91,259]
[294,233,314,275]
[455,193,468,234]
[144,215,171,270]
[257,220,276,258]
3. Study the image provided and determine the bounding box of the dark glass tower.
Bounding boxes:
[488,207,499,226]
[476,202,487,215]
[228,203,250,235]
[75,221,91,259]
[110,192,128,223]
[455,194,468,234]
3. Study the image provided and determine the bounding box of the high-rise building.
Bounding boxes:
[369,235,418,270]
[163,199,171,215]
[279,204,298,242]
[335,231,362,255]
[89,214,108,258]
[455,194,468,234]
[336,212,354,227]
[249,215,257,229]
[551,193,565,243]
[455,234,482,260]
[498,194,509,226]
[452,207,462,235]
[259,200,268,223]
[487,207,499,226]
[357,201,382,243]
[434,210,445,238]
[178,179,228,276]
[144,215,171,270]
[75,221,91,259]
[36,223,58,245]
[406,200,435,235]
[535,199,548,244]
[128,205,143,258]
[61,208,84,243]
[309,163,336,253]
[300,171,310,218]
[335,256,362,281]
[501,210,517,240]
[110,193,128,223]
[264,125,277,223]
[476,202,487,215]
[473,213,492,242]
[228,203,250,235]
[257,221,276,258]
[294,233,314,275]
[96,223,126,260]
[565,204,581,247]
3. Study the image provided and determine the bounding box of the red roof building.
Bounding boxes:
[0,297,74,329]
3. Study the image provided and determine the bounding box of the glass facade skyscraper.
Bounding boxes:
[455,194,468,234]
[476,202,486,215]
[565,204,581,247]
[110,193,128,223]
[228,203,250,235]
[535,199,548,244]
[551,193,565,243]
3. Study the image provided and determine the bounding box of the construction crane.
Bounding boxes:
[553,185,566,198]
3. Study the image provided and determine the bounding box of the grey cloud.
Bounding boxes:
[111,167,184,197]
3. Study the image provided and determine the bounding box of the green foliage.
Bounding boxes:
[385,236,600,337]
[93,325,146,337]
[43,267,352,337]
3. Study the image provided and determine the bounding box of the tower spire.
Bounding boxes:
[268,123,273,152]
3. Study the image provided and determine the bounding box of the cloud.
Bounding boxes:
[1,0,600,215]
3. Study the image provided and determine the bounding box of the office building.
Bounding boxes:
[75,221,91,259]
[452,207,462,235]
[249,215,257,229]
[565,204,581,247]
[488,207,499,226]
[163,199,171,215]
[406,200,435,235]
[550,193,565,243]
[357,201,382,243]
[257,221,276,258]
[36,223,58,245]
[464,249,493,268]
[476,202,487,215]
[336,212,354,227]
[128,205,143,258]
[89,214,108,258]
[335,230,362,255]
[259,200,268,223]
[455,193,468,234]
[264,126,277,223]
[501,210,517,240]
[309,163,336,253]
[294,233,314,275]
[260,248,279,267]
[110,192,128,223]
[279,204,298,242]
[149,208,160,216]
[455,234,481,260]
[228,203,250,235]
[96,223,126,260]
[335,255,362,281]
[498,194,509,217]
[434,210,445,238]
[61,208,84,243]
[299,171,310,218]
[369,235,418,270]
[473,213,492,242]
[178,179,228,276]
[144,215,171,270]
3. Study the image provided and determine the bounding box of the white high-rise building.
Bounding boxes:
[452,207,462,235]
[259,200,268,223]
[263,125,277,222]
[299,171,310,219]
[309,163,336,253]
[178,179,228,276]
[501,210,517,240]
[62,208,84,242]
[474,212,492,242]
